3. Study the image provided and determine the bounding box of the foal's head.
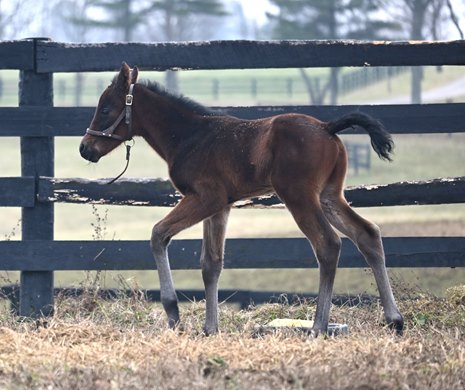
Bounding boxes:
[79,62,138,162]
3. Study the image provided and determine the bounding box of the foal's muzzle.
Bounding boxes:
[79,142,100,163]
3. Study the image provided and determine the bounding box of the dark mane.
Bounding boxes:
[140,80,218,116]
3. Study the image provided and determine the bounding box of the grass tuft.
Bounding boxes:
[446,285,465,307]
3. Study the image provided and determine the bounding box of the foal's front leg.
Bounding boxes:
[151,227,179,328]
[151,195,226,329]
[201,207,231,335]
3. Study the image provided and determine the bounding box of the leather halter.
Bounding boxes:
[86,83,135,141]
[86,83,136,184]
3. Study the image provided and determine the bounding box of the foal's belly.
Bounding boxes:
[231,183,274,204]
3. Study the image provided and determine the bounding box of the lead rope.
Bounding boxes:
[107,83,135,185]
[107,139,135,185]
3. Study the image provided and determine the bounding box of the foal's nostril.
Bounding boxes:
[79,142,100,163]
[79,143,92,160]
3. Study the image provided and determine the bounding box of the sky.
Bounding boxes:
[238,0,465,40]
[2,0,465,41]
[239,0,277,27]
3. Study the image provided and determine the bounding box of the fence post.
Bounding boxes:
[212,79,219,100]
[18,38,54,318]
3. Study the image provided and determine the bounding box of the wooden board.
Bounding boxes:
[4,175,465,209]
[0,40,34,70]
[1,104,465,137]
[0,237,464,271]
[0,285,380,312]
[0,177,35,207]
[36,176,465,208]
[35,40,465,72]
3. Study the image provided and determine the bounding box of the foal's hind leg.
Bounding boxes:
[321,192,404,334]
[274,187,342,335]
[201,207,231,335]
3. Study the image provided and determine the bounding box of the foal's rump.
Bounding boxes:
[268,111,392,162]
[267,111,393,198]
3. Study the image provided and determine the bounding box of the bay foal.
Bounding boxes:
[80,63,403,335]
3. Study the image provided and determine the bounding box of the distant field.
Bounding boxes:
[1,67,330,107]
[1,65,464,107]
[339,65,465,104]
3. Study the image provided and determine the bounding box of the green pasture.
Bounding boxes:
[1,67,329,107]
[339,65,465,104]
[1,65,465,296]
[1,65,464,107]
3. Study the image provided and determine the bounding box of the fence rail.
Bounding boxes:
[1,103,464,137]
[3,39,465,72]
[0,38,464,317]
[1,176,465,209]
[33,40,465,72]
[0,237,464,271]
[0,285,381,312]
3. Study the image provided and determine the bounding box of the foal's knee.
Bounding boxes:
[150,224,171,251]
[315,232,341,268]
[201,259,223,284]
[356,223,384,261]
[201,257,223,284]
[362,222,382,241]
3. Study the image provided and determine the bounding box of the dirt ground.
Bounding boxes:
[0,294,464,390]
[0,220,463,389]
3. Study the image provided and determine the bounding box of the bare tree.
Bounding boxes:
[58,0,97,41]
[68,0,150,42]
[0,0,31,39]
[57,0,99,106]
[267,0,400,105]
[143,0,228,92]
[381,0,464,103]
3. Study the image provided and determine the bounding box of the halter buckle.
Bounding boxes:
[126,94,133,106]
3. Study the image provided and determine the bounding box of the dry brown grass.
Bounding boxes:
[0,290,464,390]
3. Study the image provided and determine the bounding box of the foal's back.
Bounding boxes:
[178,112,345,204]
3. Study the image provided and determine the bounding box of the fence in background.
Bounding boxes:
[0,66,408,106]
[0,38,465,316]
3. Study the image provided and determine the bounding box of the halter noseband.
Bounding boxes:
[86,83,135,141]
[86,83,136,184]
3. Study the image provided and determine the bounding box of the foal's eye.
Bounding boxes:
[101,107,110,115]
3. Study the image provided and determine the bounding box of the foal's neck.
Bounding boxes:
[135,84,210,162]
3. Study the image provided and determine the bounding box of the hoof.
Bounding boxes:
[387,314,404,336]
[203,327,218,337]
[163,299,180,330]
[167,316,181,330]
[310,326,326,338]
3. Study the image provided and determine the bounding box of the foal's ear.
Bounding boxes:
[130,66,139,83]
[115,62,132,90]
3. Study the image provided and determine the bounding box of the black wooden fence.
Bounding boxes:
[1,38,465,317]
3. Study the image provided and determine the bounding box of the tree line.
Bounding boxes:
[1,0,464,104]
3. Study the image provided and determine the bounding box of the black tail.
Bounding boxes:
[326,112,394,161]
